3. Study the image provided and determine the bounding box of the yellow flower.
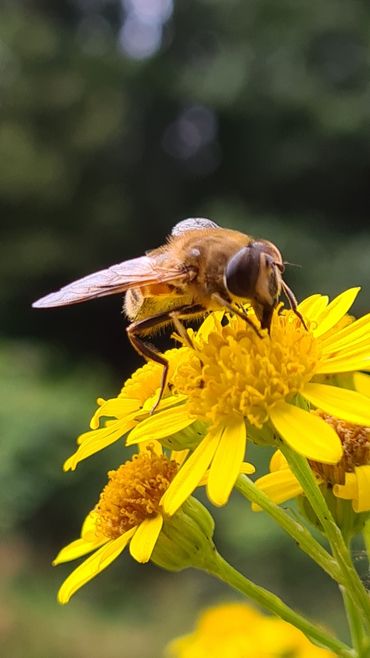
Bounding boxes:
[64,348,190,471]
[166,602,335,658]
[127,288,370,513]
[253,411,370,516]
[53,444,216,603]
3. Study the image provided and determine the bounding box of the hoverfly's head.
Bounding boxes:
[224,240,284,308]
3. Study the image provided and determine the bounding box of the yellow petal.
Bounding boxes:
[316,355,370,374]
[252,469,303,511]
[270,450,289,472]
[53,512,107,563]
[270,401,343,464]
[171,449,189,467]
[129,515,163,563]
[353,466,370,513]
[333,472,358,501]
[81,511,99,539]
[64,418,136,471]
[89,398,139,429]
[196,312,224,341]
[53,535,108,565]
[312,288,360,338]
[126,404,194,445]
[353,372,370,397]
[57,529,135,604]
[302,382,370,426]
[207,417,246,506]
[199,460,254,486]
[298,294,329,322]
[239,462,255,475]
[320,313,370,354]
[161,431,220,515]
[142,393,187,413]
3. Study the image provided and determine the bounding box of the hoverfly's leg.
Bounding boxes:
[211,292,263,338]
[281,281,308,330]
[127,304,206,413]
[170,303,209,348]
[127,327,169,414]
[169,312,194,349]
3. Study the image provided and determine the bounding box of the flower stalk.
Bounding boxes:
[341,587,370,656]
[205,550,356,658]
[280,444,370,631]
[235,474,342,583]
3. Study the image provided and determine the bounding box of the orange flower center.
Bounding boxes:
[310,411,370,485]
[95,446,178,538]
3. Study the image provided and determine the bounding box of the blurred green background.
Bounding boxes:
[1,0,370,656]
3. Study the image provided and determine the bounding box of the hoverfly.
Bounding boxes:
[33,218,305,408]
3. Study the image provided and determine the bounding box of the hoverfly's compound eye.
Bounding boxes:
[224,246,261,299]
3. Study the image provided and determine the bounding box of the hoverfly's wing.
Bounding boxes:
[171,217,220,236]
[32,255,186,308]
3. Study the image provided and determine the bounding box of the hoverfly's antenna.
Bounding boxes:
[283,260,302,269]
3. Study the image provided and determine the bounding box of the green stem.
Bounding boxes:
[205,550,355,658]
[280,445,370,630]
[341,586,368,656]
[236,474,342,584]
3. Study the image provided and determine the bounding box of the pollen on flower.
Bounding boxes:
[310,411,370,485]
[172,310,319,428]
[95,446,178,539]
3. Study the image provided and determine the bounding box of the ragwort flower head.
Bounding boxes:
[128,288,370,513]
[166,602,335,658]
[64,347,190,471]
[53,444,215,603]
[254,406,370,533]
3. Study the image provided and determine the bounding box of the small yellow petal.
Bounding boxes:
[239,462,255,475]
[270,450,289,472]
[312,287,360,338]
[53,535,107,565]
[171,449,189,467]
[195,312,224,341]
[81,511,99,539]
[333,473,358,501]
[57,529,135,604]
[129,515,163,563]
[252,469,303,511]
[207,418,246,506]
[161,431,220,515]
[353,466,370,513]
[89,398,139,429]
[270,401,343,464]
[126,404,194,446]
[302,382,370,426]
[64,418,136,471]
